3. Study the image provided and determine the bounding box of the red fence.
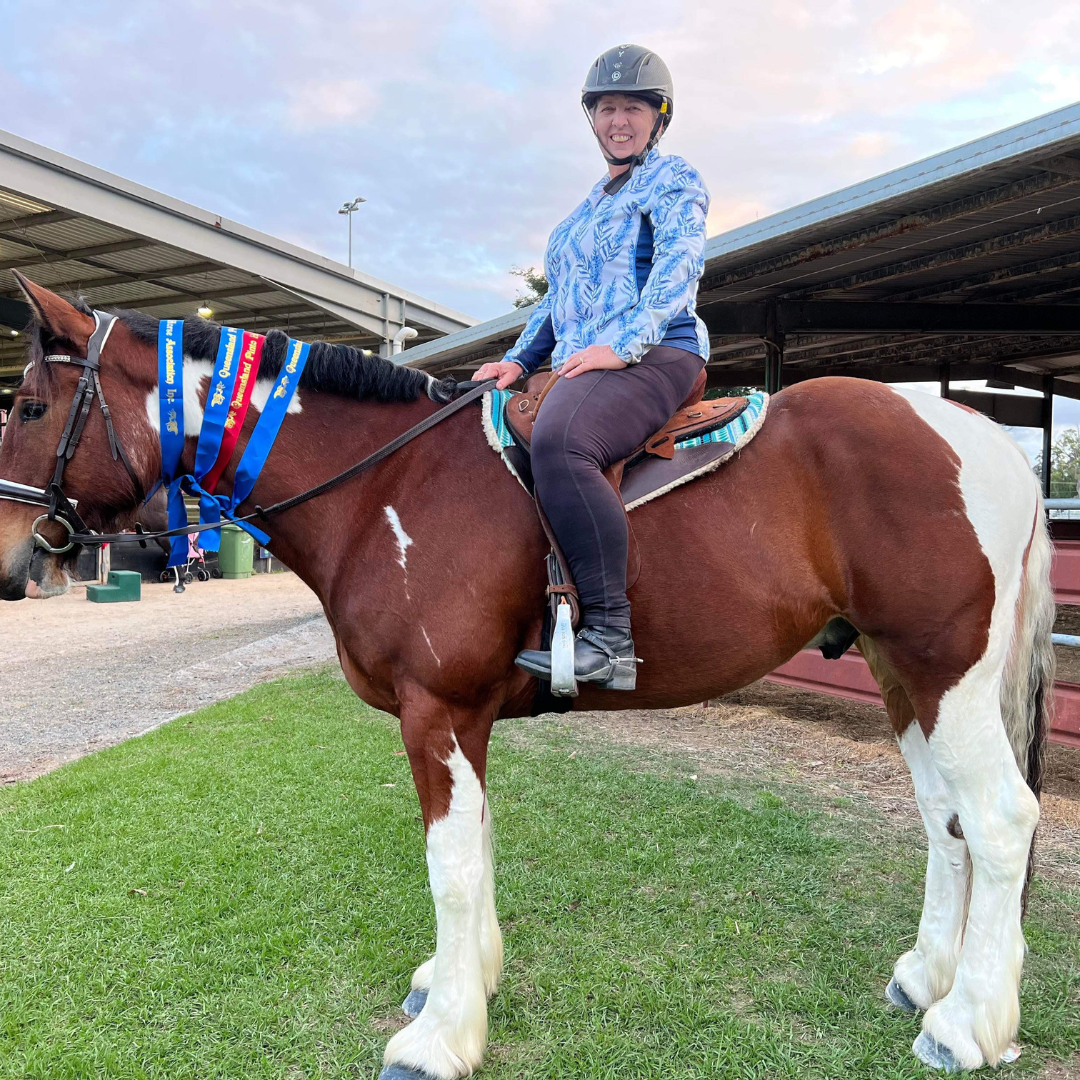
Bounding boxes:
[764,539,1080,748]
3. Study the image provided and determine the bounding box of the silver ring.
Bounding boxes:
[31,514,75,555]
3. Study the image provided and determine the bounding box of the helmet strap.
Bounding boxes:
[587,106,668,196]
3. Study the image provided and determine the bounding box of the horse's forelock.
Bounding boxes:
[20,318,61,402]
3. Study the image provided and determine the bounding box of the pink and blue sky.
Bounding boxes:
[7,0,1080,465]
[5,0,1080,320]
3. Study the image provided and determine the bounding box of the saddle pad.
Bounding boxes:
[483,389,769,509]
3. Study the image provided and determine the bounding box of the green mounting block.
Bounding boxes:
[86,569,142,603]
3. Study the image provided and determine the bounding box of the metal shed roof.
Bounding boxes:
[0,127,476,398]
[402,100,1080,400]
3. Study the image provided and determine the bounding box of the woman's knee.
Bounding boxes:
[533,407,602,469]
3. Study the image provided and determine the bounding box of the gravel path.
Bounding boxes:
[1,573,337,782]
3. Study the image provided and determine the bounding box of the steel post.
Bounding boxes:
[1043,374,1055,499]
[763,302,784,394]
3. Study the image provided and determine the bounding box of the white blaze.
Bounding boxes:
[384,505,414,570]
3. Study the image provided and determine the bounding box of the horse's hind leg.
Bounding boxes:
[862,641,969,1014]
[911,670,1038,1072]
[891,725,970,1012]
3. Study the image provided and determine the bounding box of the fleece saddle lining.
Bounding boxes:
[482,389,769,510]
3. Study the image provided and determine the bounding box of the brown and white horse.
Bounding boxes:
[0,279,1053,1076]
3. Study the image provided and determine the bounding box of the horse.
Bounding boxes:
[0,275,1053,1077]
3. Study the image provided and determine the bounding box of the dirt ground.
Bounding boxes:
[0,573,335,782]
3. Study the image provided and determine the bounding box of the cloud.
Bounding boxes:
[285,80,381,131]
[2,0,1080,319]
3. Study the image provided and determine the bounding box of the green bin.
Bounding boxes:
[219,524,254,579]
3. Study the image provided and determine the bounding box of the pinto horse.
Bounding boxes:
[0,278,1053,1076]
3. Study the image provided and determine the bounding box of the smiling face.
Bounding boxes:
[590,93,659,162]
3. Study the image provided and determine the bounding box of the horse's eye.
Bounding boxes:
[20,401,47,422]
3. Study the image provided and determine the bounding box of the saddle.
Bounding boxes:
[502,369,750,643]
[505,369,748,467]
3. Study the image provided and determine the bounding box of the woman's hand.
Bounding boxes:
[561,344,628,379]
[473,360,524,390]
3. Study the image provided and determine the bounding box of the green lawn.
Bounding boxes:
[0,670,1077,1079]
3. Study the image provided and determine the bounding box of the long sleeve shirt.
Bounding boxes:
[505,148,710,374]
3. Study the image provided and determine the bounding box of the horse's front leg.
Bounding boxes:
[405,786,502,1016]
[381,694,501,1080]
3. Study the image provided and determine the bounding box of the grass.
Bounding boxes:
[0,671,1076,1079]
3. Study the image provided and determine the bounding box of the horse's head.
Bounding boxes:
[0,275,159,599]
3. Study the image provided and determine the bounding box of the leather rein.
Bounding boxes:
[0,315,494,554]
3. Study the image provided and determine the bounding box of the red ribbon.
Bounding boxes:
[204,331,263,493]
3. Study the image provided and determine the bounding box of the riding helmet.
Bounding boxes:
[581,44,674,192]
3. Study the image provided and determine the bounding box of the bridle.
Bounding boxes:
[0,311,495,555]
[0,310,145,554]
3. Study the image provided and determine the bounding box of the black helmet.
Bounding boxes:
[581,45,673,193]
[581,44,674,124]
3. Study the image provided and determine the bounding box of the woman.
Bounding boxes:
[474,44,710,691]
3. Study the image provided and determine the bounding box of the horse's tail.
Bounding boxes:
[1001,494,1055,905]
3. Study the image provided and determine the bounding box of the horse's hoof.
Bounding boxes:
[379,1067,439,1080]
[401,989,428,1018]
[913,1031,959,1073]
[886,977,920,1014]
[1000,1043,1022,1064]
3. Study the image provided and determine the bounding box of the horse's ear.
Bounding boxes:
[12,270,95,348]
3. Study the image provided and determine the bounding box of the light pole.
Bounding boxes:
[338,197,367,268]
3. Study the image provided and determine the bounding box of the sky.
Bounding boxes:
[5,0,1080,459]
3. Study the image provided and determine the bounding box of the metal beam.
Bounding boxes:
[890,249,1080,304]
[1043,374,1054,497]
[0,209,76,235]
[708,361,1080,402]
[699,300,1080,336]
[795,213,1080,297]
[111,281,279,310]
[1,237,156,271]
[1,259,224,298]
[698,170,1079,298]
[0,128,475,338]
[946,388,1044,426]
[1038,156,1080,179]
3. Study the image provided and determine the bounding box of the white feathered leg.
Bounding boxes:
[407,794,503,1001]
[889,723,969,1012]
[913,675,1038,1071]
[384,742,489,1079]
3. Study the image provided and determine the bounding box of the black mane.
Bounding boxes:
[35,297,455,405]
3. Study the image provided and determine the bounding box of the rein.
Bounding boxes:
[0,311,494,553]
[64,377,495,549]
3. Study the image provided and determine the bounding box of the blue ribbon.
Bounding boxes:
[228,338,310,526]
[154,327,308,562]
[189,326,243,552]
[157,320,189,568]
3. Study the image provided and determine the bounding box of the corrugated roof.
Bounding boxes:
[0,127,476,392]
[403,100,1080,401]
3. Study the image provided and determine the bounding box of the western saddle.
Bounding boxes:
[501,369,749,636]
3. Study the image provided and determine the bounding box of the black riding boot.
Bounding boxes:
[515,625,639,690]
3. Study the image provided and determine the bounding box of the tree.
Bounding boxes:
[1034,427,1080,497]
[510,266,548,309]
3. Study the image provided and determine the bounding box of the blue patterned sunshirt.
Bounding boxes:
[505,148,710,374]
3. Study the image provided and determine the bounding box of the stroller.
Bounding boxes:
[159,534,212,590]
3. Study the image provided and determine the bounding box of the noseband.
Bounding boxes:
[0,310,145,554]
